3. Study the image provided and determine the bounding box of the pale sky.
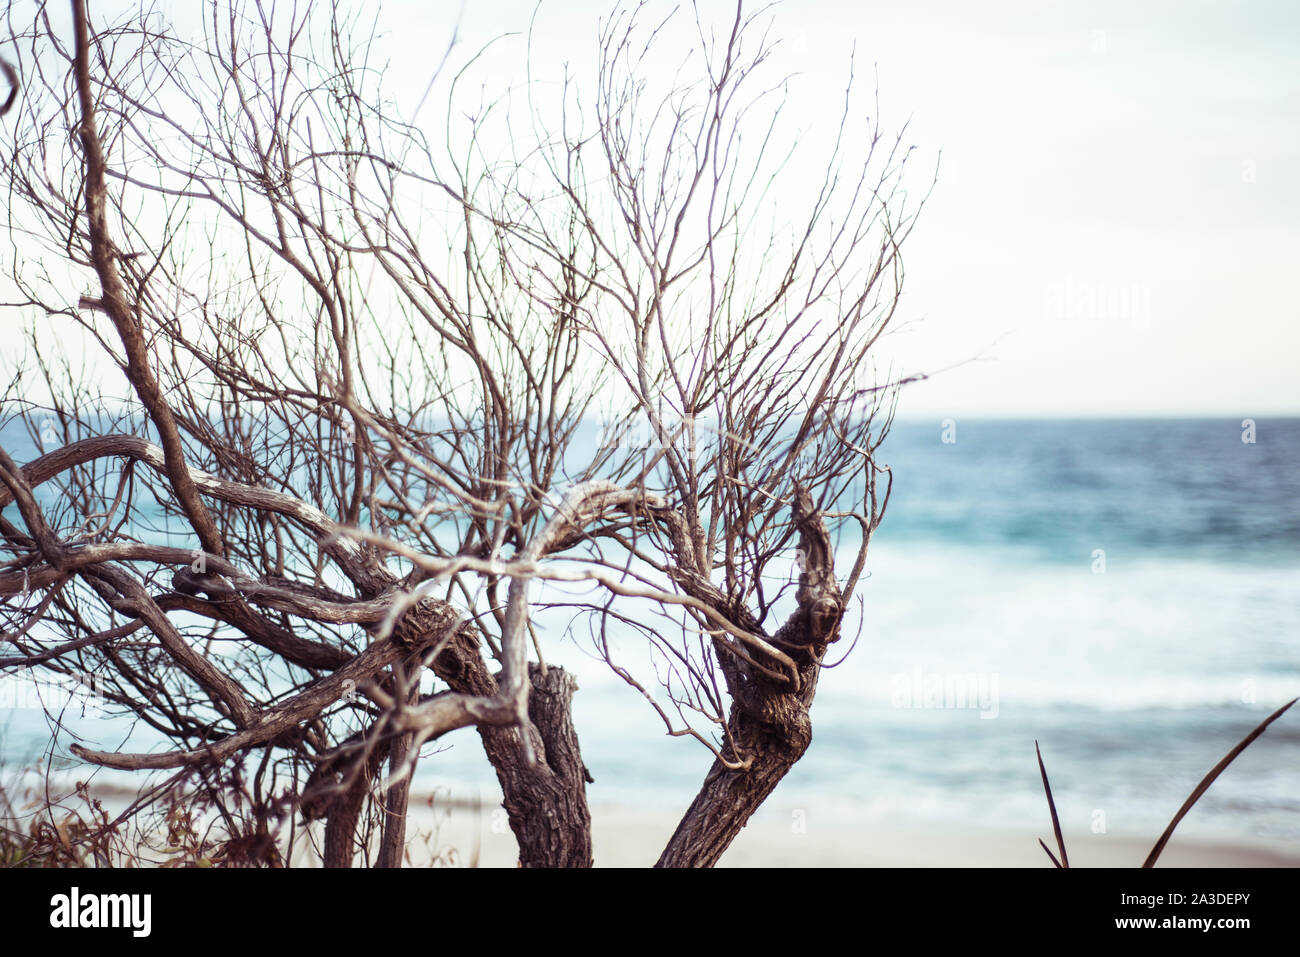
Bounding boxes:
[377,0,1300,419]
[13,0,1299,419]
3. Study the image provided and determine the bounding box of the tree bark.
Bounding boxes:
[319,734,391,868]
[375,730,413,868]
[655,660,820,867]
[482,664,594,868]
[657,487,842,868]
[322,773,368,869]
[376,668,418,868]
[434,634,594,867]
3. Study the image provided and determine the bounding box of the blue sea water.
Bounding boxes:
[3,417,1299,846]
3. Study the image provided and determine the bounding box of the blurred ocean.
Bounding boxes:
[3,417,1299,845]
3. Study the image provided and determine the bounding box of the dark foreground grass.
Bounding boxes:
[1036,697,1298,868]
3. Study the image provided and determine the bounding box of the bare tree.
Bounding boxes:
[0,0,929,868]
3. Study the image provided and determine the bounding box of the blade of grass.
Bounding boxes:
[1038,838,1063,869]
[1142,697,1298,868]
[1035,740,1069,868]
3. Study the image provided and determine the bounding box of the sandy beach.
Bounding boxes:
[397,798,1300,868]
[7,777,1297,867]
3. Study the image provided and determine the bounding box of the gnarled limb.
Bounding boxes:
[68,610,462,770]
[657,488,842,868]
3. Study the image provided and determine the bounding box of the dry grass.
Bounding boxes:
[1035,697,1298,868]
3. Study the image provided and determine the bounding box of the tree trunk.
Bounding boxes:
[434,635,594,867]
[374,734,413,868]
[657,487,841,868]
[322,774,368,868]
[376,703,416,867]
[479,664,594,867]
[314,619,594,868]
[320,735,390,868]
[656,660,820,867]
